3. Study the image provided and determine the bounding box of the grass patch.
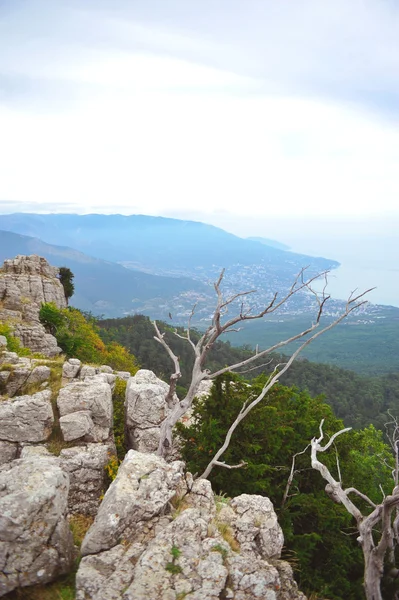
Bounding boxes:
[211,543,229,561]
[165,545,183,575]
[69,514,94,547]
[215,521,240,552]
[112,378,127,460]
[4,570,76,600]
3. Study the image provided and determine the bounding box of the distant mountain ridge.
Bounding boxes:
[0,213,338,276]
[0,212,341,321]
[0,230,210,318]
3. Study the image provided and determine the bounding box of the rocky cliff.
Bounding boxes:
[0,255,307,600]
[0,254,66,355]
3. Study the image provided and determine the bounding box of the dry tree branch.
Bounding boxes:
[310,419,399,600]
[281,444,310,509]
[153,267,372,459]
[153,320,181,408]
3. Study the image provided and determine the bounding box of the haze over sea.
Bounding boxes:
[170,211,399,309]
[278,216,399,309]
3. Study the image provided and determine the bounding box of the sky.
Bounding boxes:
[1,0,399,307]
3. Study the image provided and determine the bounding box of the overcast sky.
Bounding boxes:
[1,0,399,240]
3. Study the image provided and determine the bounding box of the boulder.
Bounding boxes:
[125,369,173,453]
[0,337,6,348]
[0,454,74,596]
[81,450,186,556]
[57,379,112,443]
[27,365,51,385]
[76,453,305,600]
[0,255,66,356]
[59,443,113,516]
[115,370,130,381]
[62,358,82,379]
[0,390,54,442]
[59,411,95,442]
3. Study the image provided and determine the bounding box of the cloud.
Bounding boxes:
[1,0,399,223]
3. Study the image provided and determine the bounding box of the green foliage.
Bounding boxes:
[39,302,66,335]
[170,545,182,560]
[177,374,394,600]
[211,544,229,560]
[0,323,31,356]
[113,378,127,460]
[165,545,183,575]
[105,454,120,483]
[39,304,139,372]
[96,314,399,432]
[58,266,75,303]
[165,562,183,575]
[97,314,252,391]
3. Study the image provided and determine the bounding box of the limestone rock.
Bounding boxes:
[59,411,95,441]
[0,255,66,356]
[0,255,66,319]
[115,370,130,381]
[27,365,51,385]
[227,494,284,559]
[57,379,113,443]
[125,369,173,453]
[0,441,17,466]
[81,450,186,556]
[0,352,19,366]
[0,390,54,442]
[59,443,113,516]
[13,323,62,357]
[80,365,97,379]
[76,452,304,600]
[0,454,74,596]
[63,358,82,379]
[0,337,6,348]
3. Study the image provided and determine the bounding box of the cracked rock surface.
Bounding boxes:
[0,453,74,596]
[76,451,306,600]
[0,389,54,442]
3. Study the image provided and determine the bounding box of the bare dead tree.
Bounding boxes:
[310,419,399,600]
[153,267,371,465]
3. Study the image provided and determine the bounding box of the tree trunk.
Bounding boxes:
[361,529,384,600]
[363,552,383,600]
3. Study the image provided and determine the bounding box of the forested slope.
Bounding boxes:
[97,314,399,430]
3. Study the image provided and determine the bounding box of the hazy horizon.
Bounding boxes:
[1,1,398,307]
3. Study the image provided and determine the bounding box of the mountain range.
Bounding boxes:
[1,212,399,375]
[0,213,338,319]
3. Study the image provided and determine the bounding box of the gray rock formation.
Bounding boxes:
[57,379,113,442]
[59,443,113,516]
[0,453,74,596]
[63,357,82,380]
[0,441,17,466]
[0,390,54,442]
[125,369,174,454]
[76,451,306,600]
[81,450,186,556]
[0,361,51,398]
[0,255,66,356]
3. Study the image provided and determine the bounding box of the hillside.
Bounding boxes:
[0,230,211,318]
[97,314,399,430]
[223,308,399,376]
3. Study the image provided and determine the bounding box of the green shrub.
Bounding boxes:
[113,378,127,460]
[0,323,31,356]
